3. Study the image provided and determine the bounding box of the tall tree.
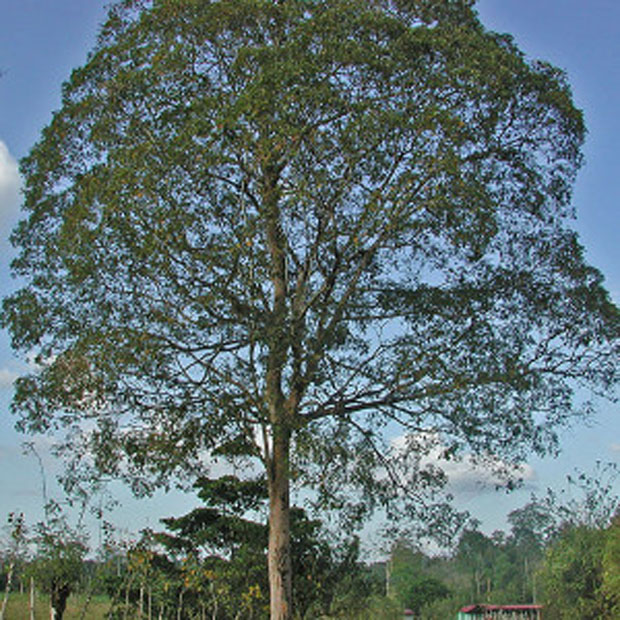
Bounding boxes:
[538,524,610,619]
[388,540,450,615]
[2,0,618,617]
[601,515,620,616]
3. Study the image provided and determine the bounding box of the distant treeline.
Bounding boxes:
[1,468,618,619]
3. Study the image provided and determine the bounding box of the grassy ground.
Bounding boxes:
[1,591,111,619]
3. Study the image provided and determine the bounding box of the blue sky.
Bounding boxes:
[0,0,617,549]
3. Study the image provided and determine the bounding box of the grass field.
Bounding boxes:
[1,592,111,619]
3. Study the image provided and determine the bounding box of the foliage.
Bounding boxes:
[538,524,611,619]
[531,467,620,619]
[324,569,387,619]
[506,502,555,553]
[419,593,466,620]
[107,475,379,619]
[530,461,620,531]
[601,516,620,615]
[151,476,271,618]
[0,512,28,620]
[416,467,620,619]
[518,462,620,619]
[3,0,619,616]
[0,483,617,619]
[415,511,551,617]
[328,594,403,620]
[388,540,450,614]
[454,528,497,600]
[29,502,89,620]
[5,0,617,517]
[399,574,450,615]
[0,504,97,619]
[106,531,184,620]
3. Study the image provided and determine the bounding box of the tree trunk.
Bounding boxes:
[50,582,70,620]
[123,577,131,620]
[263,153,293,619]
[268,429,293,620]
[0,558,14,620]
[474,570,481,598]
[78,588,93,620]
[29,577,34,620]
[210,581,218,620]
[176,588,184,620]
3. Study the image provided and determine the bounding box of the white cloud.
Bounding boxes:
[441,454,536,494]
[391,431,537,494]
[0,140,22,228]
[611,443,620,454]
[0,359,32,388]
[0,367,19,388]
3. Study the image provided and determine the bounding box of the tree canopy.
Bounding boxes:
[2,0,619,617]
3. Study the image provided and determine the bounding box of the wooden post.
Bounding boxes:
[29,577,35,620]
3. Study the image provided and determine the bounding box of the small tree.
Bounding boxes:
[29,503,88,620]
[155,475,269,619]
[531,463,620,619]
[386,540,450,615]
[507,502,555,554]
[538,524,609,619]
[109,533,177,620]
[601,515,620,616]
[0,512,27,620]
[152,474,372,619]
